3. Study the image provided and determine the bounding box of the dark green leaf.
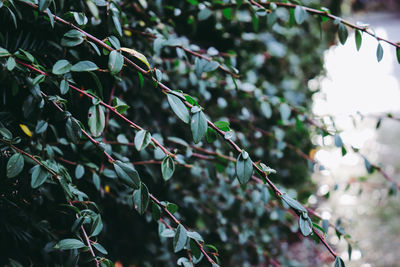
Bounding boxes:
[173,224,188,253]
[152,201,161,221]
[133,182,149,215]
[167,94,190,124]
[167,202,178,214]
[376,42,383,62]
[7,57,16,71]
[75,164,85,179]
[7,153,24,178]
[61,30,84,47]
[338,23,348,45]
[236,150,253,184]
[31,165,50,188]
[60,79,69,94]
[108,50,124,75]
[66,117,82,143]
[112,97,129,114]
[71,61,99,72]
[299,216,313,236]
[396,47,400,64]
[113,160,141,189]
[161,156,175,181]
[134,130,152,151]
[88,105,105,137]
[91,215,103,236]
[191,110,207,143]
[38,0,51,11]
[35,120,48,134]
[54,239,86,250]
[52,60,72,75]
[0,47,11,57]
[0,126,13,140]
[281,194,307,213]
[93,243,107,254]
[355,29,362,51]
[206,127,217,143]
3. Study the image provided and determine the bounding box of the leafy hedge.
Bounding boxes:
[1,0,399,266]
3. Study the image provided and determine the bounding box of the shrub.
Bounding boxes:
[0,0,399,266]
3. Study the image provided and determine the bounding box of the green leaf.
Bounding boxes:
[334,256,345,267]
[134,130,152,151]
[299,216,313,236]
[75,164,85,179]
[113,160,141,189]
[0,47,11,57]
[280,103,291,121]
[206,127,217,143]
[88,105,105,137]
[355,29,362,51]
[7,57,16,71]
[173,224,188,253]
[93,243,107,255]
[396,47,400,64]
[35,120,48,134]
[281,194,307,213]
[0,126,13,140]
[376,42,383,62]
[60,79,69,94]
[61,30,84,47]
[91,215,103,236]
[108,50,124,75]
[222,8,232,20]
[191,110,207,143]
[7,153,24,178]
[187,231,204,242]
[86,0,100,19]
[294,6,307,24]
[45,8,55,28]
[39,0,51,11]
[66,117,82,143]
[167,202,178,214]
[214,121,230,132]
[338,23,348,45]
[167,94,190,124]
[161,156,175,181]
[52,60,72,75]
[73,12,88,26]
[31,165,50,188]
[198,8,212,21]
[236,150,253,184]
[71,61,99,72]
[261,102,272,119]
[55,239,86,250]
[32,74,45,85]
[151,201,161,221]
[120,47,151,71]
[133,182,149,215]
[112,97,129,114]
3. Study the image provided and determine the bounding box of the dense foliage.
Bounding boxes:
[1,0,399,266]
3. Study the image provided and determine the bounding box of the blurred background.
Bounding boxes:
[312,1,400,266]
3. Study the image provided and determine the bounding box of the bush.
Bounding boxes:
[0,0,399,266]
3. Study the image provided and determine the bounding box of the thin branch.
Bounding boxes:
[0,139,99,266]
[16,3,338,259]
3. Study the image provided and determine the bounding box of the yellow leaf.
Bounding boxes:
[120,47,151,71]
[105,185,110,193]
[123,30,132,37]
[19,124,33,137]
